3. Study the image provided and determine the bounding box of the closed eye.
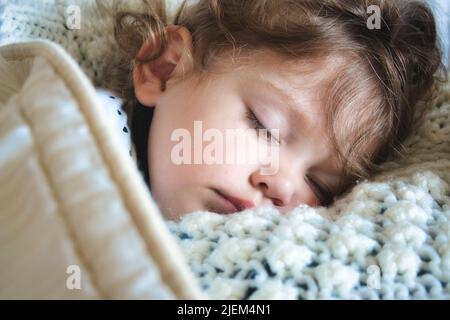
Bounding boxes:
[305,175,333,206]
[245,108,279,143]
[246,108,268,131]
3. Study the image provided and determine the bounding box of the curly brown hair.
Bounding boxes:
[104,0,446,192]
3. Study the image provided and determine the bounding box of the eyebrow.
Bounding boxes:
[253,78,317,133]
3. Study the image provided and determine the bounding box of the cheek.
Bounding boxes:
[149,119,259,191]
[147,77,263,193]
[147,111,242,185]
[147,112,186,193]
[291,184,321,208]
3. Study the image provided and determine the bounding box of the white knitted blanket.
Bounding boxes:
[1,0,449,299]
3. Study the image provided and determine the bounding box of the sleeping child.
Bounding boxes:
[99,0,444,220]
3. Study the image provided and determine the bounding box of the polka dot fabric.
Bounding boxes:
[2,0,449,299]
[95,89,133,158]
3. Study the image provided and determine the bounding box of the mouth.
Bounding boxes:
[210,188,255,214]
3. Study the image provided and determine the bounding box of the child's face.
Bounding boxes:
[137,49,350,220]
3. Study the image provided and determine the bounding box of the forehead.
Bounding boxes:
[235,52,348,132]
[217,50,351,117]
[222,49,347,83]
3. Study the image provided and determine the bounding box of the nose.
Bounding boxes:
[250,168,296,207]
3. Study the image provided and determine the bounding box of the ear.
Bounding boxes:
[133,25,194,107]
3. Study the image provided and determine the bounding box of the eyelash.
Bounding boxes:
[246,108,332,206]
[306,176,333,206]
[245,109,274,142]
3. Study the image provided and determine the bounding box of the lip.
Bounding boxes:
[211,188,255,214]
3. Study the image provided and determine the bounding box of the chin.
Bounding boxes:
[160,205,184,221]
[159,200,201,221]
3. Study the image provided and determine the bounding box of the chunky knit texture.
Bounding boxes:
[1,0,449,299]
